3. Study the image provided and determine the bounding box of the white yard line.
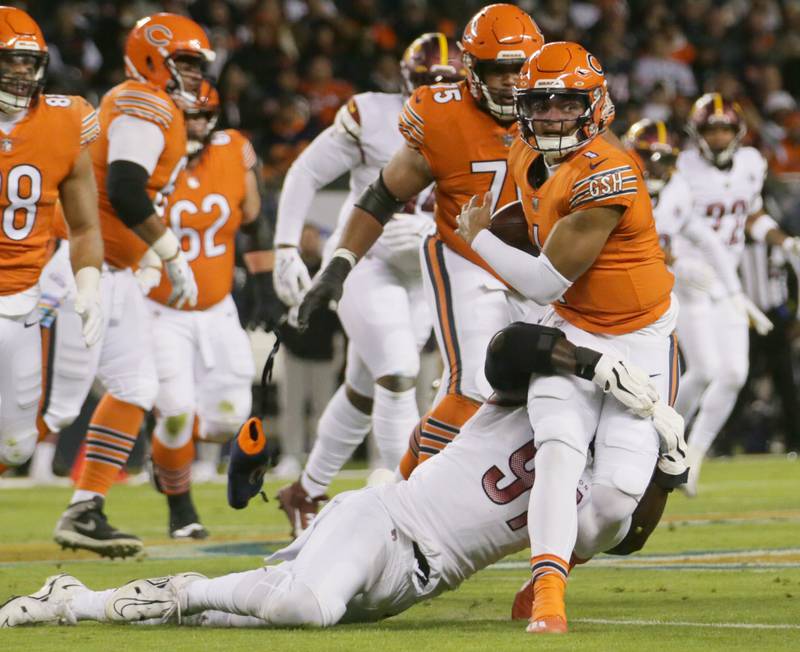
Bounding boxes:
[574,617,800,630]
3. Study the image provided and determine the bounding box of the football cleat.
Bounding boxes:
[167,491,209,539]
[227,417,270,509]
[276,480,328,539]
[526,615,568,634]
[30,573,87,623]
[104,573,205,624]
[170,522,209,540]
[511,577,534,621]
[53,496,143,559]
[0,596,63,628]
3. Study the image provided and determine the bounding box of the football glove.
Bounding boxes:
[591,355,659,417]
[379,213,434,253]
[297,254,352,330]
[135,248,163,296]
[652,401,689,489]
[274,246,312,307]
[247,271,285,331]
[74,267,103,348]
[164,251,198,309]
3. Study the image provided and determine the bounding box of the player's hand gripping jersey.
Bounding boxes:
[92,80,186,269]
[0,95,99,301]
[509,135,673,334]
[149,130,256,310]
[399,80,519,276]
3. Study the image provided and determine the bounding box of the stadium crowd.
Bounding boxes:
[21,0,800,456]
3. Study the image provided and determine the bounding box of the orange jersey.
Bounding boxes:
[0,94,99,295]
[149,130,256,310]
[509,136,673,334]
[399,81,518,276]
[92,80,187,269]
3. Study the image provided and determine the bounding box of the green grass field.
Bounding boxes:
[1,454,799,651]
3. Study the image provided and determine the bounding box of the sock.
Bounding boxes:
[71,394,144,504]
[398,422,421,479]
[371,386,418,470]
[29,441,56,479]
[530,564,568,621]
[529,440,585,562]
[416,394,480,464]
[152,417,195,495]
[69,588,114,622]
[300,386,371,497]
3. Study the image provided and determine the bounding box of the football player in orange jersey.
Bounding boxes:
[0,6,103,471]
[455,42,685,633]
[297,3,544,481]
[137,79,275,539]
[51,13,215,559]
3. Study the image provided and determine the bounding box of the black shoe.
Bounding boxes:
[167,492,208,540]
[53,496,143,559]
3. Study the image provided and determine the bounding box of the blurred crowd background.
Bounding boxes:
[15,0,800,467]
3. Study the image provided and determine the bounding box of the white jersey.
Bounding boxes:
[376,403,589,588]
[653,172,742,296]
[675,146,767,267]
[274,92,434,269]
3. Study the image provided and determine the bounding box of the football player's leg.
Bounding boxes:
[405,238,513,473]
[527,367,600,629]
[0,315,41,468]
[338,259,423,469]
[150,303,202,537]
[298,349,373,499]
[684,297,749,492]
[674,289,719,420]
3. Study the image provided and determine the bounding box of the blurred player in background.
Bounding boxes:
[51,13,214,558]
[137,79,275,539]
[296,3,544,485]
[0,6,103,472]
[673,93,800,495]
[272,32,464,537]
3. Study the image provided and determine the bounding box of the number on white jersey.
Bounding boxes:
[1,165,42,241]
[482,441,536,531]
[169,193,232,262]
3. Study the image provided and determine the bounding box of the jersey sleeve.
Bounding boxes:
[228,130,258,171]
[333,96,362,144]
[75,96,100,148]
[398,88,426,152]
[568,155,641,212]
[113,86,175,131]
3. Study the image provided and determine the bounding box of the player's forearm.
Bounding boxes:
[132,213,168,245]
[336,206,389,259]
[60,151,103,271]
[67,227,104,273]
[683,221,741,294]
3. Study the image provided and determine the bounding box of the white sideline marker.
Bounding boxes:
[575,618,800,630]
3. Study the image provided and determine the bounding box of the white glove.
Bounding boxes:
[274,246,312,307]
[731,293,774,335]
[73,267,103,347]
[151,230,198,309]
[164,252,198,309]
[672,257,717,293]
[652,401,689,482]
[781,236,800,257]
[591,354,659,417]
[379,213,435,253]
[135,248,163,296]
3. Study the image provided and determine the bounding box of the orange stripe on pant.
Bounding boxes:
[668,332,680,407]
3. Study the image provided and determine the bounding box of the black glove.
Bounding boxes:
[297,256,351,330]
[248,271,285,331]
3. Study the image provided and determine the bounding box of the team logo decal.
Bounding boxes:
[587,54,603,75]
[145,24,173,47]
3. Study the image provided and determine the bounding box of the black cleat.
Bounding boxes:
[167,492,208,540]
[53,496,143,559]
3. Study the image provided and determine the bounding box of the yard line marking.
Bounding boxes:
[574,618,800,630]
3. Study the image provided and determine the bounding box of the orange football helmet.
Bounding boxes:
[0,6,48,114]
[623,119,680,194]
[124,13,215,104]
[460,3,543,121]
[400,32,466,96]
[515,41,613,156]
[687,92,746,167]
[184,78,220,155]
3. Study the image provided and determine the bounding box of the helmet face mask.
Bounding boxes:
[167,52,207,107]
[516,90,593,154]
[184,78,219,156]
[622,119,679,195]
[687,93,746,168]
[0,50,47,113]
[468,57,525,120]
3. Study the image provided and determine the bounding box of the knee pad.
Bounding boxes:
[0,429,37,466]
[154,411,194,449]
[590,484,639,526]
[200,396,252,441]
[263,579,329,627]
[485,322,566,393]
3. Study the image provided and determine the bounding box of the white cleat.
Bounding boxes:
[31,573,87,623]
[0,596,63,628]
[105,573,206,624]
[680,445,704,498]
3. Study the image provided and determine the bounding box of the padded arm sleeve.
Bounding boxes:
[107,115,165,175]
[472,230,572,305]
[681,220,742,295]
[106,160,154,227]
[274,125,363,247]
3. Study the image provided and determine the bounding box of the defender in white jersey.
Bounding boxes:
[274,33,465,536]
[672,95,800,495]
[0,329,685,630]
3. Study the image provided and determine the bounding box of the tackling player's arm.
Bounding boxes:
[458,190,622,304]
[59,147,104,346]
[296,141,433,328]
[746,209,800,255]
